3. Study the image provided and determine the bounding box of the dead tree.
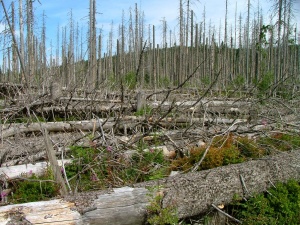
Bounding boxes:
[1,150,300,224]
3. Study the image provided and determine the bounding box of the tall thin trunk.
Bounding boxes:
[134,3,139,73]
[26,0,34,85]
[179,0,184,83]
[152,25,156,94]
[246,0,250,86]
[68,9,75,86]
[19,0,25,83]
[276,0,283,83]
[89,0,97,89]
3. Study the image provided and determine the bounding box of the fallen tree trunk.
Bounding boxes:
[0,199,83,224]
[0,150,299,224]
[0,117,249,140]
[0,160,72,179]
[0,119,138,139]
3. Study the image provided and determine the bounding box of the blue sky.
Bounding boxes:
[1,0,299,52]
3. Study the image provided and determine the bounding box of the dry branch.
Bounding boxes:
[0,119,136,139]
[0,150,299,224]
[43,128,68,195]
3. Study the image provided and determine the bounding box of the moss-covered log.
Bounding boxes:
[0,149,299,224]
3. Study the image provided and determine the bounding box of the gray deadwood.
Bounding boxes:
[0,150,300,224]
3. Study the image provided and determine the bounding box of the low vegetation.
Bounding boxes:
[9,170,59,204]
[229,179,300,225]
[3,131,300,225]
[170,132,300,172]
[146,186,179,225]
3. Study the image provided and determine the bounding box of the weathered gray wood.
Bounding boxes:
[0,150,299,224]
[50,81,62,100]
[0,199,83,225]
[83,187,149,225]
[137,149,300,219]
[0,160,72,179]
[0,132,83,166]
[43,128,68,195]
[0,117,247,140]
[0,119,138,139]
[136,91,146,112]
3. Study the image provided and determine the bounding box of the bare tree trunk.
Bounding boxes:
[0,0,27,85]
[1,150,300,224]
[68,10,75,87]
[88,0,97,90]
[152,25,157,98]
[26,0,34,85]
[19,0,25,83]
[246,0,250,87]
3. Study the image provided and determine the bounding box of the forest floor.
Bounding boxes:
[0,85,300,224]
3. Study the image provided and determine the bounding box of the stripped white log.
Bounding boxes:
[0,160,72,179]
[0,117,248,140]
[83,187,149,225]
[0,119,138,139]
[150,100,251,107]
[0,187,149,225]
[0,150,299,224]
[0,199,83,225]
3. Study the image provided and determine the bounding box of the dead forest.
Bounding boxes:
[0,0,300,224]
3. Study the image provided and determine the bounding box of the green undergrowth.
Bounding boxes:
[146,186,179,225]
[2,132,300,211]
[170,132,300,172]
[64,144,170,192]
[228,179,300,225]
[258,132,300,152]
[134,105,153,116]
[7,170,60,204]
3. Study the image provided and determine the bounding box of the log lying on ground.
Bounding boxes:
[0,117,249,140]
[0,150,300,224]
[37,103,131,114]
[0,118,138,139]
[0,199,83,225]
[0,132,84,165]
[0,160,72,180]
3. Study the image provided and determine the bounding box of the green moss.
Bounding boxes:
[134,105,153,116]
[146,187,179,225]
[258,133,300,152]
[171,133,300,173]
[64,145,170,191]
[235,137,266,158]
[230,180,300,225]
[11,171,59,204]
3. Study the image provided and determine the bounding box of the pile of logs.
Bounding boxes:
[0,150,299,224]
[0,87,299,224]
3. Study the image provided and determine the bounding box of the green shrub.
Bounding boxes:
[146,187,179,225]
[231,180,300,225]
[124,71,137,89]
[134,105,153,116]
[11,171,59,204]
[65,145,170,190]
[254,71,274,99]
[258,133,300,152]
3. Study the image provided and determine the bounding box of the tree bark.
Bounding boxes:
[0,150,299,224]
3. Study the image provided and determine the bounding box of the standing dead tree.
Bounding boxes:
[0,0,27,86]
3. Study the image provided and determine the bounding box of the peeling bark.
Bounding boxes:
[0,150,299,224]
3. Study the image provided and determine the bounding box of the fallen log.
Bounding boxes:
[0,149,299,224]
[0,199,83,225]
[0,160,72,180]
[0,118,138,139]
[37,103,131,114]
[0,117,247,140]
[0,132,84,165]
